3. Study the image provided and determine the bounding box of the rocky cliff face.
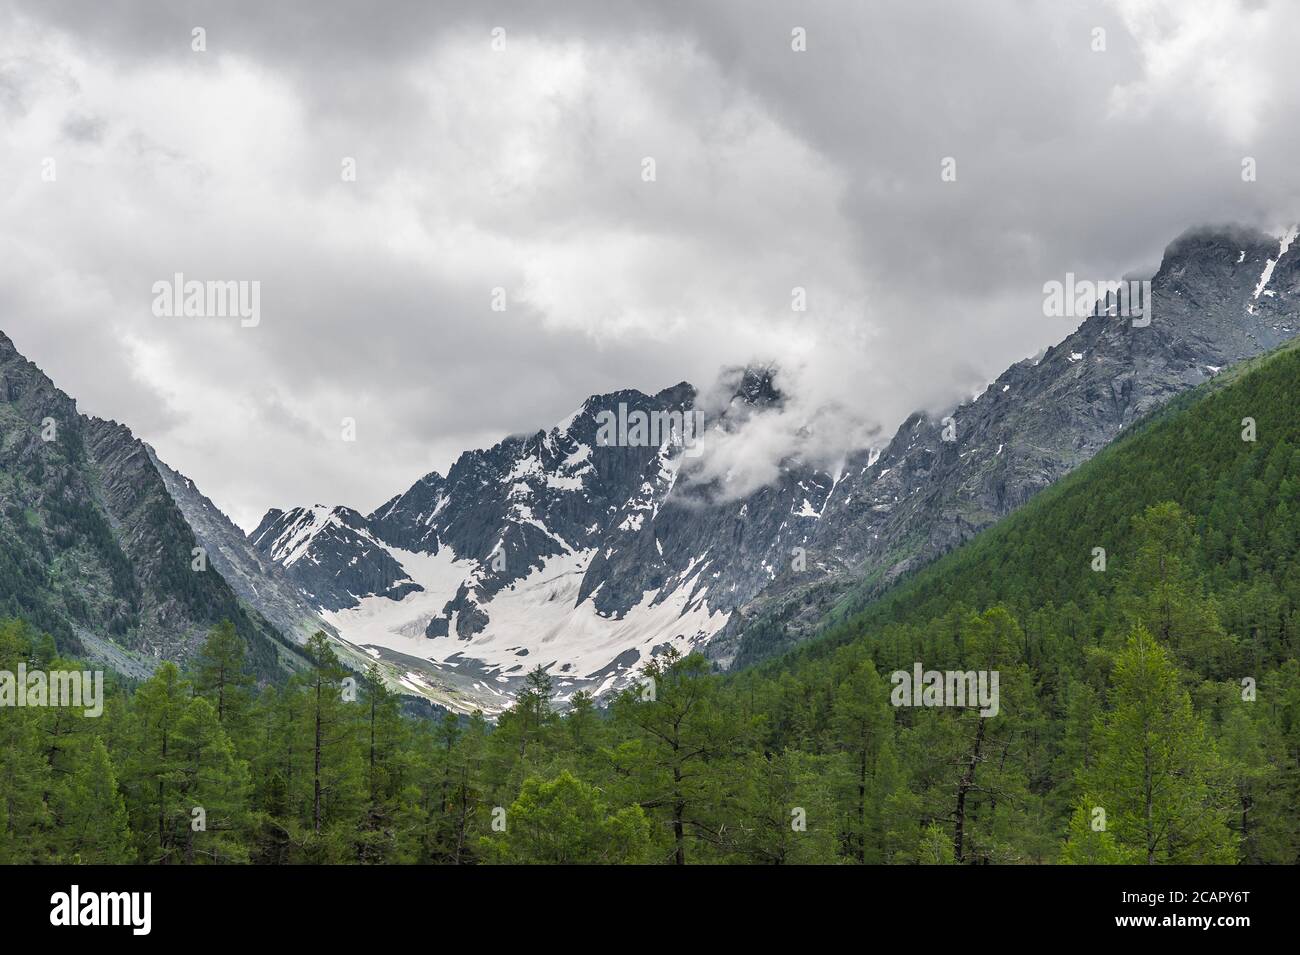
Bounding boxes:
[0,330,299,679]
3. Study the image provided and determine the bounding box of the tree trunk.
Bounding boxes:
[158,726,169,863]
[454,766,468,865]
[313,678,323,835]
[672,764,686,865]
[856,746,868,863]
[953,717,986,863]
[1144,739,1156,864]
[369,694,377,802]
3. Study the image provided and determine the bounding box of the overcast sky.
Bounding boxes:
[2,0,1298,530]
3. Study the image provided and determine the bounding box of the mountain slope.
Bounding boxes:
[0,330,302,679]
[148,448,339,644]
[776,332,1300,676]
[718,223,1300,666]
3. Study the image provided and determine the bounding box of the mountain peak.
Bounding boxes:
[1160,222,1280,273]
[715,363,783,410]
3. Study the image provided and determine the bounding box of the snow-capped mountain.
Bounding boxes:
[251,223,1300,712]
[249,505,422,612]
[249,381,753,710]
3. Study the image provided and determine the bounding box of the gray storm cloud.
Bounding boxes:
[1,0,1298,528]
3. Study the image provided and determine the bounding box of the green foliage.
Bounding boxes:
[480,771,650,864]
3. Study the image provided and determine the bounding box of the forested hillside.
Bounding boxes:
[4,339,1300,864]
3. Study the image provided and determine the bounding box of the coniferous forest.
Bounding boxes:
[4,340,1300,866]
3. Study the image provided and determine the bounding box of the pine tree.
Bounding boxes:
[175,695,251,863]
[1120,503,1230,676]
[293,632,365,861]
[1059,802,1139,864]
[480,771,650,864]
[828,656,893,862]
[0,620,54,863]
[1074,626,1238,863]
[916,822,956,864]
[730,749,839,864]
[357,662,412,863]
[1217,693,1294,863]
[52,736,132,863]
[445,711,489,865]
[193,620,254,738]
[515,664,555,762]
[119,662,190,863]
[610,650,748,864]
